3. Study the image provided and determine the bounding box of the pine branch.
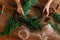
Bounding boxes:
[20,0,42,31]
[52,13,60,34]
[23,0,38,16]
[3,14,22,35]
[20,16,44,31]
[53,13,60,23]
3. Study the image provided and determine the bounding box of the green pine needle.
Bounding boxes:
[23,0,38,16]
[53,13,60,23]
[3,15,22,35]
[20,0,40,31]
[20,16,43,31]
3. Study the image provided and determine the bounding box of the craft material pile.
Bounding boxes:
[0,0,60,40]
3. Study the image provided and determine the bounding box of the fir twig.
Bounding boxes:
[53,13,60,23]
[20,0,42,31]
[20,16,43,31]
[3,14,22,35]
[23,0,38,16]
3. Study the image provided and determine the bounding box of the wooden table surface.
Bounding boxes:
[0,36,20,40]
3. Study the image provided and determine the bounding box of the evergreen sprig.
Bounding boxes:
[23,0,38,16]
[21,0,42,31]
[20,16,43,31]
[2,14,22,35]
[53,13,60,23]
[53,13,60,34]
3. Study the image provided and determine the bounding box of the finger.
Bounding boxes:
[15,0,24,15]
[43,7,46,13]
[20,8,24,15]
[17,8,24,15]
[1,5,5,14]
[46,7,49,17]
